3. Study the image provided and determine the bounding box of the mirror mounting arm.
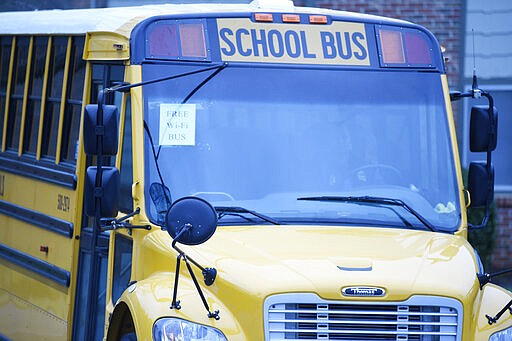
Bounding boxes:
[170,227,219,319]
[101,222,152,233]
[99,207,152,233]
[469,90,496,230]
[172,242,217,286]
[171,228,217,286]
[478,267,512,289]
[486,299,512,325]
[452,88,496,230]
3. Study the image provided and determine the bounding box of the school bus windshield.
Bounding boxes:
[144,65,460,231]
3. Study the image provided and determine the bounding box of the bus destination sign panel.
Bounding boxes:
[217,18,370,66]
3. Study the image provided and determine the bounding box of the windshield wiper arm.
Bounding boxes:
[181,63,227,104]
[107,63,227,93]
[215,206,282,225]
[297,195,436,232]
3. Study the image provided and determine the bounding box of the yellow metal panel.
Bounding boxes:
[217,18,370,66]
[84,32,129,61]
[0,171,76,222]
[472,284,512,339]
[0,274,68,340]
[0,169,76,272]
[0,217,73,271]
[441,74,468,237]
[0,168,80,338]
[124,65,146,217]
[114,93,128,170]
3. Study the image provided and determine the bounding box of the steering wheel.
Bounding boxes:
[351,164,404,186]
[192,191,235,201]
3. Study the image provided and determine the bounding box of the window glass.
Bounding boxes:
[24,36,49,156]
[90,64,124,105]
[89,63,125,168]
[68,37,86,101]
[6,36,30,152]
[144,66,460,231]
[60,36,86,164]
[41,36,68,159]
[112,234,133,304]
[0,37,13,149]
[119,96,133,213]
[95,254,108,340]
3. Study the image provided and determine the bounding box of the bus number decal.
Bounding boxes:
[217,19,370,66]
[57,194,71,213]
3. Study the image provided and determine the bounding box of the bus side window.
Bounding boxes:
[119,95,133,213]
[5,36,29,153]
[88,63,125,169]
[60,36,86,164]
[24,36,49,156]
[0,36,12,150]
[40,36,68,160]
[112,233,133,304]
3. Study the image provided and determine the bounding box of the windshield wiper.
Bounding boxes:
[297,195,436,232]
[215,206,282,225]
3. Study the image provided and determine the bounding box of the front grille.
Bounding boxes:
[264,294,462,340]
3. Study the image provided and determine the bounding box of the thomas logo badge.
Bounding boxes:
[342,286,386,297]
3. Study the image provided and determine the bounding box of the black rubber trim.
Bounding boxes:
[0,155,77,190]
[0,243,70,287]
[0,200,74,238]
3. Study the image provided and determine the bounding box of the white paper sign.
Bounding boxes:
[159,104,196,146]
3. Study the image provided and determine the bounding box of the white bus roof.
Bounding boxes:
[0,1,406,38]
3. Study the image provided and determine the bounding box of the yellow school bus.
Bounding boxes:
[0,1,510,340]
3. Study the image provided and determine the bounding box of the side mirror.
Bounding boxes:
[84,104,119,156]
[468,161,494,208]
[470,105,497,152]
[84,166,120,217]
[149,183,172,224]
[166,196,217,245]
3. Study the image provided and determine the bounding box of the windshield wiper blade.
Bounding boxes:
[297,195,436,232]
[215,206,282,225]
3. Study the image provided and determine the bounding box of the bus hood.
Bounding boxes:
[151,225,480,302]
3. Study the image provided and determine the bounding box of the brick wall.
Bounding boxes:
[494,195,512,269]
[295,0,462,88]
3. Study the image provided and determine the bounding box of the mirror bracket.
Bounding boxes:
[452,88,497,230]
[170,227,220,320]
[98,207,151,234]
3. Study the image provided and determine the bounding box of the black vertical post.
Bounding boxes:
[84,89,106,339]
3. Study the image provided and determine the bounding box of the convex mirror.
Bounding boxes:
[166,196,218,245]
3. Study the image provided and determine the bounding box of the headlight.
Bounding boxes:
[153,317,227,341]
[490,326,512,341]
